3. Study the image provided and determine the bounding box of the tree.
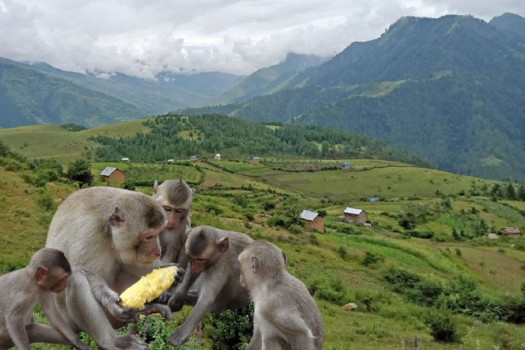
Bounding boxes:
[67,159,93,187]
[518,185,525,202]
[506,183,516,200]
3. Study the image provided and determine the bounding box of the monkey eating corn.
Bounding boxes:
[120,266,179,309]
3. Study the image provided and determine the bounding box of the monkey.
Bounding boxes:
[238,240,323,350]
[153,179,195,266]
[45,186,181,350]
[152,180,195,304]
[0,248,92,350]
[167,225,254,347]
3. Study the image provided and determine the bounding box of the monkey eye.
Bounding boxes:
[145,235,155,241]
[175,209,185,214]
[163,206,174,213]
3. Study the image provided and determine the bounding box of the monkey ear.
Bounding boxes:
[281,250,288,266]
[34,266,48,282]
[250,256,259,273]
[216,237,229,253]
[153,180,159,195]
[109,207,125,227]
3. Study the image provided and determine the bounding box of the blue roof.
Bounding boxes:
[369,197,379,201]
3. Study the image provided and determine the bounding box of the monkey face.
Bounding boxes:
[133,229,162,265]
[40,267,70,293]
[162,205,188,230]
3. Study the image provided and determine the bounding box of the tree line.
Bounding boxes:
[92,114,427,165]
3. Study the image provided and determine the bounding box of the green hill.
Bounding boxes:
[1,133,525,349]
[183,14,525,183]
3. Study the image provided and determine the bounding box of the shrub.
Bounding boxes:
[336,246,348,261]
[305,269,350,304]
[383,267,421,292]
[361,251,384,267]
[205,304,254,350]
[267,214,290,228]
[425,309,460,342]
[67,159,93,187]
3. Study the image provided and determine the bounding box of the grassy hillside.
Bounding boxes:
[0,119,151,163]
[1,133,525,349]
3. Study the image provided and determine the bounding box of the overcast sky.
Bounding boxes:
[1,0,524,78]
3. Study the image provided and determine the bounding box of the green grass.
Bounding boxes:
[1,120,525,349]
[0,119,151,163]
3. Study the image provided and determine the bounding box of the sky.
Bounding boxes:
[1,0,524,79]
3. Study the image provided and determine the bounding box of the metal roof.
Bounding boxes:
[344,207,363,215]
[100,167,117,176]
[300,209,319,221]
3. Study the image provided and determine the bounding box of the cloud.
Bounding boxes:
[0,0,524,77]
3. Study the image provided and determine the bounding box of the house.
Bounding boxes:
[167,159,175,163]
[300,210,324,232]
[500,227,521,237]
[100,167,125,184]
[250,156,260,164]
[369,197,379,202]
[213,154,221,160]
[343,207,367,224]
[121,157,130,162]
[342,162,351,169]
[189,155,197,163]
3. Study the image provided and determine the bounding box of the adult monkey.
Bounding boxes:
[153,179,194,266]
[238,240,323,350]
[168,225,253,347]
[46,187,174,350]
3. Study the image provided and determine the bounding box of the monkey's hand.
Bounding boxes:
[140,303,172,320]
[156,290,171,304]
[112,299,140,323]
[86,270,139,323]
[167,291,185,312]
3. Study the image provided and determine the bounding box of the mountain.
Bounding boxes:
[0,57,240,128]
[184,14,525,182]
[489,12,525,43]
[209,53,327,104]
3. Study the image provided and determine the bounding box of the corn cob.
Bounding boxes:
[120,266,178,309]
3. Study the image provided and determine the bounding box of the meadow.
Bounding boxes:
[1,123,525,349]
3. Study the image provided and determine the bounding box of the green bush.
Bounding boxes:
[425,309,460,342]
[305,269,350,304]
[267,214,290,228]
[205,304,254,350]
[361,251,384,267]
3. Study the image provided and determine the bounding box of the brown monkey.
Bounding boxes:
[168,225,253,346]
[153,179,195,266]
[46,186,175,350]
[238,240,323,350]
[0,248,92,350]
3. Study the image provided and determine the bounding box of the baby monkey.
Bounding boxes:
[0,248,91,350]
[238,240,323,350]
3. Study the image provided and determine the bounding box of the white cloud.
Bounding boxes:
[0,0,524,77]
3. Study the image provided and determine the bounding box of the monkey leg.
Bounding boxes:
[65,272,148,350]
[26,323,75,346]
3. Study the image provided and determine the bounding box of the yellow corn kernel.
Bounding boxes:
[120,266,178,309]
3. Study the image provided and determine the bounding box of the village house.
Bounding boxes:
[167,159,175,163]
[250,156,260,164]
[500,227,521,237]
[189,155,197,163]
[100,167,126,184]
[342,162,351,169]
[343,207,367,224]
[214,153,221,160]
[300,210,324,232]
[121,157,130,162]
